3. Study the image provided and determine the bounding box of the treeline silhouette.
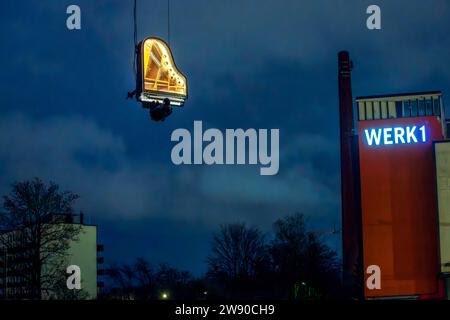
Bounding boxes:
[0,178,342,300]
[102,213,342,300]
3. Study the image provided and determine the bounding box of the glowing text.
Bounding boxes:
[364,125,427,146]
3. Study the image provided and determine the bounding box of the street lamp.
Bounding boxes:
[161,291,169,300]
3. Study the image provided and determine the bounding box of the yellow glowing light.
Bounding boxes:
[141,38,187,101]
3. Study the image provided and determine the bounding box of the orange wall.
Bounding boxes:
[358,116,443,298]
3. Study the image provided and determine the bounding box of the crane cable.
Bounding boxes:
[132,0,171,75]
[129,0,171,98]
[133,0,138,76]
[167,0,171,46]
[127,0,138,99]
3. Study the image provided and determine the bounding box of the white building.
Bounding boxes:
[0,214,103,300]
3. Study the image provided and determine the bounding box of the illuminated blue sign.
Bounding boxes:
[364,125,427,146]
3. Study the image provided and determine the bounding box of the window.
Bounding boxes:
[403,100,411,117]
[366,101,373,120]
[425,98,433,116]
[433,98,441,116]
[395,101,403,118]
[418,99,425,116]
[410,99,417,117]
[381,101,388,119]
[388,101,397,118]
[373,101,381,119]
[411,99,418,117]
[358,102,365,120]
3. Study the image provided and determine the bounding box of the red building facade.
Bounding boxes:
[356,92,446,298]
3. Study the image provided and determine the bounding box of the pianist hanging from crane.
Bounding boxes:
[129,0,188,121]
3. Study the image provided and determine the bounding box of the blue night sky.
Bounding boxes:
[1,0,449,274]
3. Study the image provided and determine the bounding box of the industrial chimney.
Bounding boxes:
[338,51,363,299]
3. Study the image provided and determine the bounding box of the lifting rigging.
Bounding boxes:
[128,0,188,122]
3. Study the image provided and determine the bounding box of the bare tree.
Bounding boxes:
[207,223,267,281]
[105,264,132,300]
[0,178,81,299]
[270,213,340,298]
[134,258,154,299]
[105,259,196,300]
[155,263,193,299]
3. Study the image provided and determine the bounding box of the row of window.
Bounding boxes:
[4,275,26,285]
[3,232,26,243]
[2,287,30,296]
[358,97,441,121]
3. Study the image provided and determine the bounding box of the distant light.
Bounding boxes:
[203,291,208,295]
[161,292,169,300]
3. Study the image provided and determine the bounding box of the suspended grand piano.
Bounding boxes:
[135,37,188,121]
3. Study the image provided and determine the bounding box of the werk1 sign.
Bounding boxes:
[364,125,427,146]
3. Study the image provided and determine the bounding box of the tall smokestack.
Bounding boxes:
[338,51,363,299]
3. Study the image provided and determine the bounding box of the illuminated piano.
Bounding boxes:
[136,37,187,107]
